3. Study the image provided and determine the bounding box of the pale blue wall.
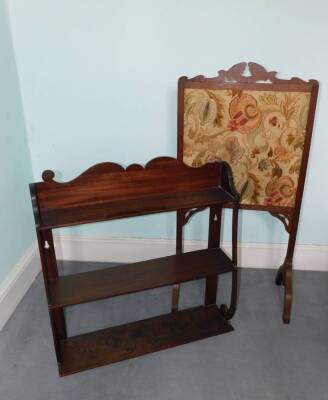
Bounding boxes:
[7,0,328,244]
[0,0,35,283]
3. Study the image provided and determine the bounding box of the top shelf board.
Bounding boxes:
[31,157,239,230]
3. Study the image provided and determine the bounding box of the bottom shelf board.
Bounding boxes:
[59,305,233,376]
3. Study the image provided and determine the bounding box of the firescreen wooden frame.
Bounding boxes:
[177,62,319,323]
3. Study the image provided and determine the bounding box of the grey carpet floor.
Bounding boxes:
[0,261,328,400]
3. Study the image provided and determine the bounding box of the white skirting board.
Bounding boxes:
[53,235,328,272]
[1,235,327,331]
[0,242,40,331]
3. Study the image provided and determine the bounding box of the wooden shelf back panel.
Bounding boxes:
[59,305,233,376]
[32,157,238,229]
[49,248,234,308]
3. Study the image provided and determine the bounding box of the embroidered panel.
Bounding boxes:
[183,89,311,207]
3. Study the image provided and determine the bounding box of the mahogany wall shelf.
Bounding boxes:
[30,157,239,376]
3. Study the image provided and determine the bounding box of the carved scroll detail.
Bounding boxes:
[40,157,235,189]
[183,62,312,84]
[269,209,294,233]
[41,157,181,184]
[42,170,55,183]
[182,207,206,226]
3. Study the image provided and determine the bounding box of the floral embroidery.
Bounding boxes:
[264,176,295,207]
[258,159,270,171]
[224,137,244,164]
[183,89,311,207]
[228,94,261,134]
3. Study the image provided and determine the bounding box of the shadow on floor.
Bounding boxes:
[0,261,328,400]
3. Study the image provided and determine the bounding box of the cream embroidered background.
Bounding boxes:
[183,89,311,207]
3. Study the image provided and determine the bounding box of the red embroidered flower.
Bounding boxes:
[228,119,239,131]
[269,116,278,127]
[264,176,295,207]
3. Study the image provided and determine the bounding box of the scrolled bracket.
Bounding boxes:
[219,267,238,320]
[269,209,294,234]
[182,206,207,226]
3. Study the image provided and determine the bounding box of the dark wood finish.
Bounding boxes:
[31,182,66,362]
[59,305,232,376]
[30,157,239,375]
[38,187,235,230]
[177,62,319,323]
[171,209,184,312]
[205,206,222,306]
[33,157,236,230]
[220,204,239,320]
[49,248,233,308]
[275,80,319,322]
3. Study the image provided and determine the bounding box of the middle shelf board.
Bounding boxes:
[49,248,234,309]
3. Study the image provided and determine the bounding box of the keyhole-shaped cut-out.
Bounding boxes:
[44,241,50,249]
[214,214,218,222]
